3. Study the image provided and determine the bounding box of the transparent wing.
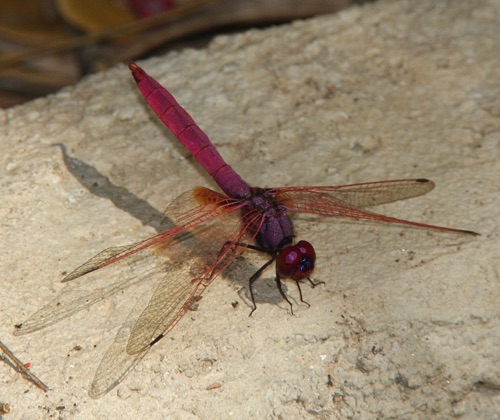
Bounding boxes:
[13,188,238,334]
[275,179,435,208]
[274,179,477,235]
[14,187,264,397]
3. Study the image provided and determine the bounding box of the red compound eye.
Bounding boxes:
[277,240,316,280]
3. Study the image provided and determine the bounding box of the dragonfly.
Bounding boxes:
[14,62,478,398]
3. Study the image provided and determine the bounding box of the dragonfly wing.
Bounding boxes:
[276,183,476,235]
[276,189,413,221]
[275,179,435,208]
[13,188,244,336]
[88,200,263,397]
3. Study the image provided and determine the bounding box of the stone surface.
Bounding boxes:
[0,0,498,418]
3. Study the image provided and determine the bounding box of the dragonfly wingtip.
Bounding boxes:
[61,269,90,282]
[463,229,481,236]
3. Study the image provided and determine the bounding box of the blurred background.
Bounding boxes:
[0,0,374,108]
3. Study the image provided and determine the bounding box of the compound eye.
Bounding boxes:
[276,241,316,280]
[296,240,316,260]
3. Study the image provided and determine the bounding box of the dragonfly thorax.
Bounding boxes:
[245,188,294,253]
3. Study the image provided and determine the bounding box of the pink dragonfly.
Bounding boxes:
[14,63,478,398]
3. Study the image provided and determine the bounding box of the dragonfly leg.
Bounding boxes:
[294,278,325,308]
[275,275,295,315]
[294,280,310,308]
[248,256,276,317]
[307,277,325,288]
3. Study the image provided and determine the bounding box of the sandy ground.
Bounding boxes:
[1,0,498,418]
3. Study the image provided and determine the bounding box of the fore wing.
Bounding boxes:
[275,179,477,235]
[277,178,435,208]
[14,188,242,335]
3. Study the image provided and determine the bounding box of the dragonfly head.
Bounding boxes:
[276,240,316,280]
